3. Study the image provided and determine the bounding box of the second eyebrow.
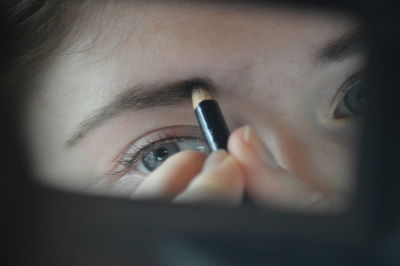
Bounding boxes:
[66,77,217,146]
[317,27,365,64]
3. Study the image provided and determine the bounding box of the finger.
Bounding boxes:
[228,126,327,211]
[132,150,207,200]
[173,150,244,208]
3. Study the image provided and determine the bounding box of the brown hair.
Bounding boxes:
[0,1,80,187]
[0,0,97,106]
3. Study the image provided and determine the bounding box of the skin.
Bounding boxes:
[22,1,363,212]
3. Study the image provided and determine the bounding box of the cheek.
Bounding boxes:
[310,133,360,193]
[277,125,359,194]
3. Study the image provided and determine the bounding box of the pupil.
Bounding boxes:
[344,81,367,116]
[140,142,181,172]
[356,89,366,104]
[155,147,169,161]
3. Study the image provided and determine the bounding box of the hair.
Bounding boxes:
[0,1,107,187]
[1,0,151,108]
[1,1,72,91]
[0,0,120,110]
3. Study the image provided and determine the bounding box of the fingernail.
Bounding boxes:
[202,150,229,172]
[244,126,266,151]
[244,125,256,143]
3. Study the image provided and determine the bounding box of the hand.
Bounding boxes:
[228,126,343,212]
[132,150,245,207]
[132,126,342,212]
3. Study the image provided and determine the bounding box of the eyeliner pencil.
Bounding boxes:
[192,86,230,152]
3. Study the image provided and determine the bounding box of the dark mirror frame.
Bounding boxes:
[2,0,399,265]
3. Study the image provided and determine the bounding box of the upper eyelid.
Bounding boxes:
[339,71,365,93]
[109,125,200,163]
[120,135,204,167]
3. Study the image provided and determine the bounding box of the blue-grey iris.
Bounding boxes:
[344,80,367,115]
[142,143,180,172]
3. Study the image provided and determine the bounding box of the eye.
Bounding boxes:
[136,137,209,173]
[111,126,210,176]
[334,71,367,119]
[343,79,367,115]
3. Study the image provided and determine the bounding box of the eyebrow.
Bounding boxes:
[66,77,217,146]
[316,27,365,64]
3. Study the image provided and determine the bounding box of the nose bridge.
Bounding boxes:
[251,110,293,168]
[232,100,329,190]
[225,98,290,165]
[261,120,324,194]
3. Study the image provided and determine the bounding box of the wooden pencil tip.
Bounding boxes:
[192,86,214,108]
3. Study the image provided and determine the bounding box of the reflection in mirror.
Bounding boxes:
[12,0,365,213]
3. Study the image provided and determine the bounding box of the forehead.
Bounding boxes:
[30,2,358,142]
[59,1,357,79]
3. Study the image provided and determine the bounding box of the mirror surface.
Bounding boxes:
[14,0,366,213]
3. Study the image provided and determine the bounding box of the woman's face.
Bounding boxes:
[22,1,364,208]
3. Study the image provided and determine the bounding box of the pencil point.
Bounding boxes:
[192,86,214,108]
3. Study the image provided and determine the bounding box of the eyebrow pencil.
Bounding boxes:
[192,86,253,206]
[192,86,230,152]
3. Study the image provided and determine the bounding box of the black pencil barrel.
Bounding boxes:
[194,100,230,152]
[193,97,253,206]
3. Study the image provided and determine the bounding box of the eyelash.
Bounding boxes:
[111,133,204,176]
[340,71,364,94]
